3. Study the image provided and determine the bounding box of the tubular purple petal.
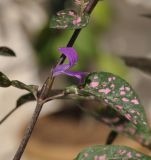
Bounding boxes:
[52,47,88,83]
[53,64,70,76]
[58,47,78,67]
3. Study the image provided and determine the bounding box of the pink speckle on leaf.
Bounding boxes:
[73,17,81,25]
[125,114,132,120]
[120,86,124,91]
[118,150,126,155]
[122,97,129,102]
[125,87,130,91]
[90,81,99,88]
[130,110,135,113]
[110,84,115,88]
[84,152,89,158]
[108,77,112,82]
[69,11,75,16]
[120,91,126,96]
[131,99,139,105]
[127,152,132,158]
[136,153,141,157]
[116,105,123,110]
[94,155,106,160]
[99,88,111,94]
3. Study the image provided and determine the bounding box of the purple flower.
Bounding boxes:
[52,47,88,83]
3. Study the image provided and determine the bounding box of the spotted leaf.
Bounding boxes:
[50,10,89,29]
[79,72,150,131]
[65,72,151,148]
[89,106,151,149]
[75,145,151,160]
[0,47,16,56]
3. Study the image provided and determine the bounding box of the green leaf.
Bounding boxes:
[0,72,11,87]
[65,72,151,148]
[75,145,151,160]
[0,47,16,56]
[16,93,36,108]
[79,72,149,131]
[11,80,38,96]
[0,72,38,97]
[50,10,89,29]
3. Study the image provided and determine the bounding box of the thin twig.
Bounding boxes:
[0,107,17,125]
[12,0,100,159]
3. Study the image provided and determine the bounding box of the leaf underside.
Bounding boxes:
[75,145,151,160]
[50,10,89,29]
[0,47,16,56]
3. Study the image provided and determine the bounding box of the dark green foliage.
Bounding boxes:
[11,80,38,96]
[16,93,36,108]
[75,145,151,160]
[0,72,38,97]
[50,10,89,29]
[121,56,151,75]
[0,72,12,87]
[0,47,16,56]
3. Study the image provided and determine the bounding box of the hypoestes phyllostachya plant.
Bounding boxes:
[1,0,151,160]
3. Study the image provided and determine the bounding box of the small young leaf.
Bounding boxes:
[75,145,151,160]
[50,10,89,29]
[0,72,11,87]
[0,47,16,56]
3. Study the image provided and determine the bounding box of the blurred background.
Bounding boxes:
[0,0,151,159]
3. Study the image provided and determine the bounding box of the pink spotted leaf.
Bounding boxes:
[79,72,150,131]
[75,145,151,160]
[67,72,151,143]
[50,10,89,29]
